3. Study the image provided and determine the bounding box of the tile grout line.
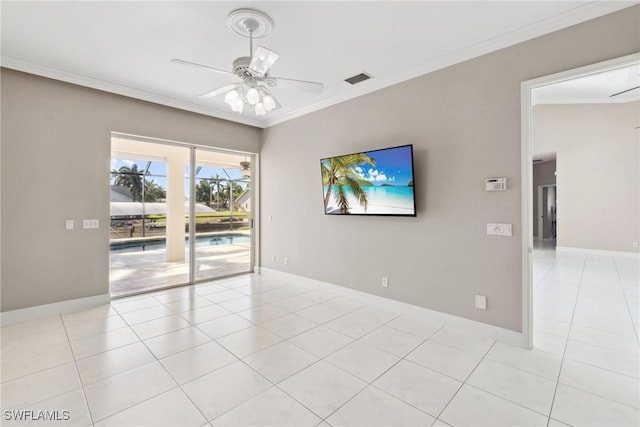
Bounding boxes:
[1,319,87,417]
[553,381,640,411]
[432,339,497,423]
[60,312,96,427]
[1,277,292,424]
[533,249,560,292]
[237,310,404,423]
[164,285,347,424]
[544,253,587,427]
[558,357,640,381]
[316,322,443,423]
[612,256,640,346]
[7,265,635,426]
[102,315,213,426]
[79,286,244,424]
[207,346,323,423]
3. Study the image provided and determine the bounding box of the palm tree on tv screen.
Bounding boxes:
[321,153,375,213]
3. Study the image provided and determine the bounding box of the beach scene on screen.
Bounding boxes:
[321,145,415,215]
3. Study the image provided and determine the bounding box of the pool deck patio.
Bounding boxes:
[110,238,251,297]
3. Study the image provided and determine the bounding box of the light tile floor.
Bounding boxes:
[1,247,638,426]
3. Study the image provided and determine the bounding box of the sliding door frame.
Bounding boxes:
[110,131,258,296]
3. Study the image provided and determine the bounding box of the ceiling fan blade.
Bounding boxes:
[271,76,324,94]
[610,85,640,97]
[171,59,233,76]
[198,83,241,98]
[248,46,279,78]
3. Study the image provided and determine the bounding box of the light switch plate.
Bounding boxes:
[487,223,512,236]
[83,219,99,229]
[475,295,487,310]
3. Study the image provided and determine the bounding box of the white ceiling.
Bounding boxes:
[1,1,636,128]
[533,63,640,105]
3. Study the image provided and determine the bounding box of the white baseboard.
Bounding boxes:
[260,268,525,348]
[557,246,640,258]
[0,294,111,327]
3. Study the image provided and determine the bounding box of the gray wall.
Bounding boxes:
[1,69,261,311]
[532,161,557,238]
[533,102,640,253]
[260,7,640,332]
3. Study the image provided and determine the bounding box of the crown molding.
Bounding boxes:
[2,2,636,129]
[533,96,640,105]
[0,56,267,128]
[264,2,637,127]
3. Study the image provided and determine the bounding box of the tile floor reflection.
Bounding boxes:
[1,247,638,426]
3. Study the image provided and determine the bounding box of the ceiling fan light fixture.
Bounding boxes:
[224,89,239,106]
[174,8,321,118]
[263,94,276,111]
[246,87,260,105]
[255,102,267,116]
[231,98,244,113]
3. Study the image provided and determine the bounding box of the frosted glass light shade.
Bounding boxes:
[255,102,266,116]
[246,87,260,105]
[224,89,239,106]
[231,99,244,113]
[263,95,276,111]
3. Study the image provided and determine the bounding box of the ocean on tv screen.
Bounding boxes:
[321,145,415,216]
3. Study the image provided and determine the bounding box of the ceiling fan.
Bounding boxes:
[609,68,639,98]
[172,9,323,116]
[610,83,640,98]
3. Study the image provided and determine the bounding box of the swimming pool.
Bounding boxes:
[110,233,250,252]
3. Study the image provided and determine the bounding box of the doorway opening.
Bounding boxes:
[521,52,640,349]
[109,134,255,297]
[536,183,557,243]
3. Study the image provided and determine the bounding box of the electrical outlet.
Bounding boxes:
[271,255,276,263]
[284,257,288,265]
[381,277,389,288]
[633,242,639,248]
[475,295,487,310]
[65,220,74,230]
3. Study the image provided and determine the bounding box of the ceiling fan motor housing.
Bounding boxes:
[232,57,275,86]
[232,57,254,79]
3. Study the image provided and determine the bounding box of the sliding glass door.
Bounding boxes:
[109,135,254,297]
[192,148,253,281]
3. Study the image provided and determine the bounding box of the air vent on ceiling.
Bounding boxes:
[345,72,373,85]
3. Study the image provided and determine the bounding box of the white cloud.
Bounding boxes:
[366,168,389,182]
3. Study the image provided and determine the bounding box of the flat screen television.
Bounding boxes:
[321,144,416,216]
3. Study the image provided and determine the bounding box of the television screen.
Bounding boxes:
[321,144,416,216]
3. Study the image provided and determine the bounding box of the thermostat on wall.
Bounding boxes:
[486,177,506,191]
